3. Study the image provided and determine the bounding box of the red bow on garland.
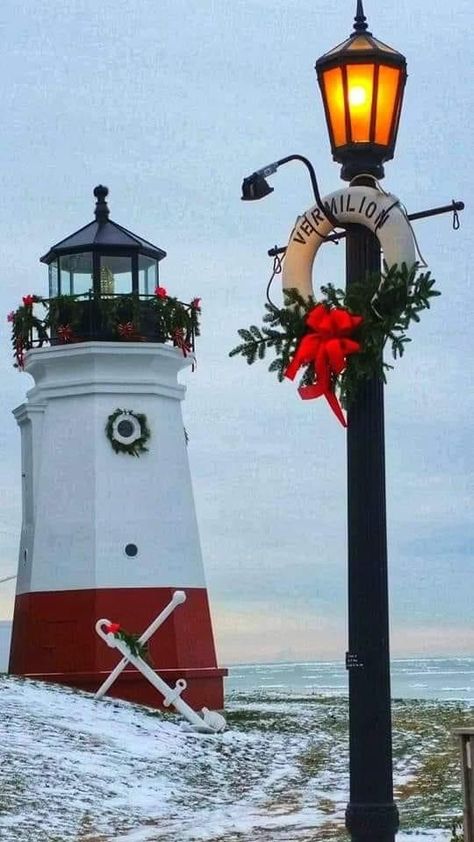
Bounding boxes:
[117,322,138,340]
[284,304,363,427]
[15,340,25,370]
[172,327,192,357]
[57,324,74,343]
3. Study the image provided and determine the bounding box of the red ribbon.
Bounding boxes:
[117,322,137,339]
[285,304,363,427]
[15,340,25,370]
[57,324,74,343]
[172,328,192,357]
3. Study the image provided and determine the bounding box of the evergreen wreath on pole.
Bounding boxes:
[230,264,440,426]
[105,409,151,456]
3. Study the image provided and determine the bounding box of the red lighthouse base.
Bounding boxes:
[9,587,227,710]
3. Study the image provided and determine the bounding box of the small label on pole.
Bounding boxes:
[345,652,364,670]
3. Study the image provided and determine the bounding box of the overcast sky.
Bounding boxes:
[0,0,472,665]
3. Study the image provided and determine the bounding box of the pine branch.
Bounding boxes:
[230,266,440,406]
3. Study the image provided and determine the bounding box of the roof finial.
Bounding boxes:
[353,0,369,33]
[94,185,110,223]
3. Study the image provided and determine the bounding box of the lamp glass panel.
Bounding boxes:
[322,67,346,147]
[346,63,374,143]
[138,255,158,295]
[375,65,401,145]
[100,255,132,295]
[59,252,93,296]
[346,36,375,51]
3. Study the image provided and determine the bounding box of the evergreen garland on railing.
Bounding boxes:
[7,288,201,369]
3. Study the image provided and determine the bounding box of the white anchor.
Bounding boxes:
[95,590,226,735]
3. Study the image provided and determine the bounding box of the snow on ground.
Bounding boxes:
[1,676,338,841]
[398,836,450,841]
[0,675,460,841]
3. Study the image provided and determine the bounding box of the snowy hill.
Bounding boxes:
[0,675,458,841]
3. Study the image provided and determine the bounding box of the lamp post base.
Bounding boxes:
[346,802,399,842]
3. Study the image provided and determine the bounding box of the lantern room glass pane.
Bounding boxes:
[138,255,158,296]
[322,67,346,147]
[59,252,93,296]
[346,63,374,143]
[375,65,401,146]
[48,261,59,297]
[100,255,132,296]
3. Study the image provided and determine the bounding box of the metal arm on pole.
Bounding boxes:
[241,154,340,228]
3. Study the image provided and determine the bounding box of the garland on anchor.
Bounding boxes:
[105,408,151,456]
[104,622,151,663]
[230,265,440,426]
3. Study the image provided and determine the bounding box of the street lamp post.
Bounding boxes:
[344,218,398,842]
[315,3,408,840]
[240,4,462,840]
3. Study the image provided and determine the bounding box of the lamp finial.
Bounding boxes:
[353,0,369,33]
[94,185,110,223]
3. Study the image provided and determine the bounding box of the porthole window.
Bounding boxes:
[112,413,142,445]
[116,419,135,438]
[125,543,138,557]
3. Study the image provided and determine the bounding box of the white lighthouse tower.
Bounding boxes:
[9,186,226,709]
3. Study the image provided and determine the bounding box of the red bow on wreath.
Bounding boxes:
[285,304,363,427]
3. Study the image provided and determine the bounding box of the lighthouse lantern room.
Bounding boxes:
[8,187,226,710]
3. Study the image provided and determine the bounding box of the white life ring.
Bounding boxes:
[282,186,417,299]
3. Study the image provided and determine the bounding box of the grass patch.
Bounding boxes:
[297,743,329,775]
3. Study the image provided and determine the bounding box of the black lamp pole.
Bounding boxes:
[345,204,399,842]
[334,2,402,836]
[312,0,407,833]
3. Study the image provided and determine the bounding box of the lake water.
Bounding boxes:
[1,614,473,704]
[226,657,474,702]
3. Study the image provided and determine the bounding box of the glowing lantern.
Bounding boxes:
[315,0,407,181]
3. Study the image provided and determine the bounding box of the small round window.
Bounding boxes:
[125,543,138,557]
[110,412,142,446]
[117,419,135,438]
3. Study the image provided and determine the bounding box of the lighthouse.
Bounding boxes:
[8,186,226,709]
